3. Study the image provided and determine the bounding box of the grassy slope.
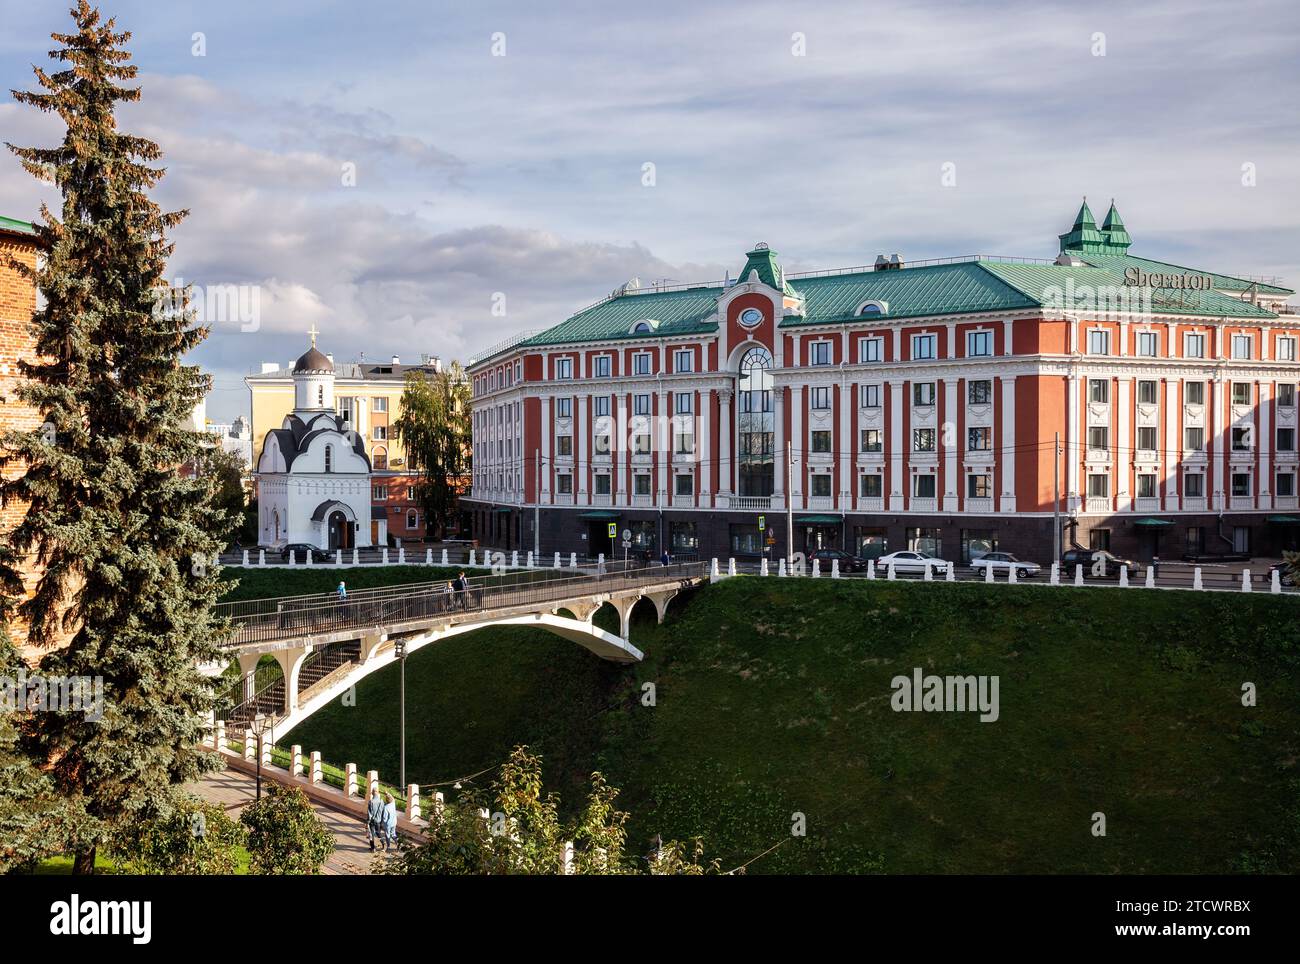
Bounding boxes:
[218,566,466,603]
[279,578,1300,874]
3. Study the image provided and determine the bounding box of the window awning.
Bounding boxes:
[1267,515,1300,524]
[1133,517,1175,527]
[795,515,842,524]
[578,511,620,520]
[491,507,513,514]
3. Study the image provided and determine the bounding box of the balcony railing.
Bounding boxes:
[592,494,612,506]
[807,496,834,510]
[1086,496,1111,513]
[732,495,771,511]
[1276,496,1299,510]
[1182,496,1206,511]
[910,497,937,513]
[673,494,694,507]
[1133,497,1161,512]
[859,497,884,512]
[964,496,993,513]
[1230,496,1255,510]
[632,493,653,507]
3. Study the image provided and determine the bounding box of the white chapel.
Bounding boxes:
[255,330,374,550]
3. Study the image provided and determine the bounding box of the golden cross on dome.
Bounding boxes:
[307,324,320,348]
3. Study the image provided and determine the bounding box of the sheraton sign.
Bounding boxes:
[1123,266,1214,290]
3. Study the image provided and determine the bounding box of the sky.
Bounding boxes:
[0,0,1297,422]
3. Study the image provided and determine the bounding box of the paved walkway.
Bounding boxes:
[189,768,402,875]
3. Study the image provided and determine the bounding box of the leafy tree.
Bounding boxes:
[393,363,471,540]
[381,746,716,875]
[111,792,245,875]
[240,784,335,875]
[0,2,231,874]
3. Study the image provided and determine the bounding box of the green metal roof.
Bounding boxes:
[0,215,36,236]
[795,514,842,524]
[1072,251,1292,296]
[577,510,621,520]
[521,286,720,348]
[737,244,796,296]
[1133,517,1175,527]
[1266,515,1300,524]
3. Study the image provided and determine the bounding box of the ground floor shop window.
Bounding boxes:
[854,527,888,558]
[1089,529,1110,552]
[670,521,697,552]
[1233,526,1251,554]
[802,525,839,552]
[906,527,941,557]
[731,524,765,555]
[1185,526,1203,556]
[961,529,997,563]
[630,520,656,550]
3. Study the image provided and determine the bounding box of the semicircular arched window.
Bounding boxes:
[737,346,774,498]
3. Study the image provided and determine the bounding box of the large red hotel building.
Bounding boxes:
[465,202,1299,564]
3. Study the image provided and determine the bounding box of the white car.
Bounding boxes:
[875,550,952,576]
[969,551,1041,578]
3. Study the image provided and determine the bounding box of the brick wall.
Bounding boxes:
[0,229,41,660]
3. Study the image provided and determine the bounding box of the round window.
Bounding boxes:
[739,307,763,327]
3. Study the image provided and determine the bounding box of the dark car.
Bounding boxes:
[279,543,332,563]
[809,548,871,573]
[1060,548,1141,579]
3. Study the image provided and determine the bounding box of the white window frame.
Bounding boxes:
[966,329,992,357]
[1231,334,1252,360]
[1278,336,1297,362]
[1087,328,1110,355]
[912,333,937,360]
[861,383,881,408]
[1136,331,1159,357]
[633,351,652,375]
[555,357,573,380]
[810,340,832,366]
[674,349,694,373]
[859,336,883,364]
[812,386,831,410]
[593,354,612,378]
[1184,332,1205,359]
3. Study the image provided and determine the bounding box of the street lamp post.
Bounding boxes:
[250,712,273,802]
[395,638,407,789]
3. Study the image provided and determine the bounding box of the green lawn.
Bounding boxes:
[218,565,467,603]
[280,578,1300,874]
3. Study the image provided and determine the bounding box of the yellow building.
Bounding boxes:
[246,341,444,544]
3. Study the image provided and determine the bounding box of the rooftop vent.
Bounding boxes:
[875,254,904,271]
[391,354,400,365]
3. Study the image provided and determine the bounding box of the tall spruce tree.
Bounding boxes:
[1,1,231,874]
[393,362,471,540]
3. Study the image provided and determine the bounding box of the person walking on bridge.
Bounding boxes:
[382,791,399,851]
[337,580,347,600]
[366,787,385,852]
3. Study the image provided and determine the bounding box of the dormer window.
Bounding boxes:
[630,318,660,334]
[856,300,889,316]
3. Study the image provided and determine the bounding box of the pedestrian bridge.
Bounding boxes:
[214,561,704,735]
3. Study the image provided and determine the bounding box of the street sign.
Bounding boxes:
[621,540,631,548]
[608,523,617,538]
[758,514,765,530]
[622,528,631,541]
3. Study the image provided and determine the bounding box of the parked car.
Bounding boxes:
[808,548,871,573]
[1059,548,1140,579]
[970,552,1041,578]
[279,543,332,563]
[875,550,952,576]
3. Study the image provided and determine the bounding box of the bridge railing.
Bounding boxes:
[222,561,705,646]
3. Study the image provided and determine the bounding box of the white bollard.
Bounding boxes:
[711,558,720,578]
[260,736,272,767]
[526,550,534,568]
[945,562,955,582]
[344,763,358,797]
[258,549,265,567]
[728,558,737,577]
[561,840,575,875]
[399,547,407,565]
[442,548,450,565]
[310,751,322,785]
[1008,564,1017,584]
[1049,561,1059,585]
[242,549,249,567]
[1074,563,1084,587]
[1242,569,1252,593]
[760,558,769,576]
[511,550,519,568]
[1193,567,1203,590]
[431,791,445,823]
[570,552,578,568]
[407,784,421,822]
[382,547,390,565]
[305,550,313,568]
[867,559,876,580]
[291,744,303,777]
[887,563,896,581]
[352,547,359,566]
[367,769,380,799]
[1272,569,1282,594]
[288,550,296,568]
[553,552,561,569]
[1145,566,1154,589]
[469,549,476,567]
[923,563,932,582]
[812,559,821,578]
[426,548,433,565]
[831,558,840,578]
[984,563,994,584]
[779,558,788,577]
[215,719,227,752]
[1118,566,1128,588]
[336,549,343,567]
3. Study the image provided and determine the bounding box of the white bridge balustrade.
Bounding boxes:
[216,561,706,734]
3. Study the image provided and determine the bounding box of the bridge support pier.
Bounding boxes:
[555,598,604,624]
[273,645,313,715]
[359,631,389,664]
[608,595,640,641]
[236,652,261,702]
[642,589,678,625]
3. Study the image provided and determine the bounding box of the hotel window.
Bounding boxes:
[1089,529,1111,552]
[633,429,651,454]
[594,396,611,418]
[1278,428,1296,452]
[861,384,881,408]
[594,355,612,378]
[1184,473,1203,498]
[373,425,388,441]
[1137,474,1157,498]
[1185,526,1204,555]
[1137,332,1159,357]
[675,393,693,415]
[1185,381,1204,405]
[966,330,992,357]
[674,474,693,496]
[811,474,832,497]
[907,526,942,556]
[1278,337,1297,362]
[557,474,573,494]
[406,510,419,530]
[674,350,694,373]
[860,474,883,498]
[1185,427,1204,452]
[1231,427,1252,451]
[670,521,698,550]
[594,474,611,496]
[634,474,651,496]
[1137,426,1158,451]
[968,474,991,498]
[1087,474,1109,498]
[913,382,936,406]
[859,337,883,363]
[913,428,936,452]
[968,427,991,451]
[810,341,832,366]
[1231,383,1252,406]
[811,430,833,453]
[516,361,522,381]
[372,485,389,500]
[557,435,572,457]
[594,433,611,455]
[860,429,883,452]
[812,386,831,410]
[913,474,937,499]
[631,353,651,375]
[372,397,388,413]
[1184,333,1205,358]
[1280,384,1297,407]
[968,380,991,405]
[1089,379,1109,403]
[1278,472,1296,497]
[674,430,694,454]
[1088,426,1109,451]
[556,397,572,418]
[1231,473,1251,497]
[912,334,937,360]
[1087,329,1110,355]
[1231,335,1252,359]
[1137,380,1158,404]
[634,393,651,415]
[556,357,573,379]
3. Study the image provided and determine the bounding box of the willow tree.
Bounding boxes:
[393,362,471,540]
[1,2,231,873]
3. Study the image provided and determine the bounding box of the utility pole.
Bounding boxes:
[396,638,407,789]
[534,449,541,560]
[785,440,794,566]
[1053,431,1061,564]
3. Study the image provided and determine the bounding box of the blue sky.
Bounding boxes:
[1,0,1297,421]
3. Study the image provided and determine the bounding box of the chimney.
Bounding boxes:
[260,362,280,374]
[391,354,400,365]
[874,255,888,271]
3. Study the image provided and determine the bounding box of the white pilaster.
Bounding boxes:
[791,385,804,502]
[1164,378,1179,510]
[1116,377,1131,513]
[719,387,733,497]
[1000,376,1016,512]
[943,377,958,511]
[889,380,904,511]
